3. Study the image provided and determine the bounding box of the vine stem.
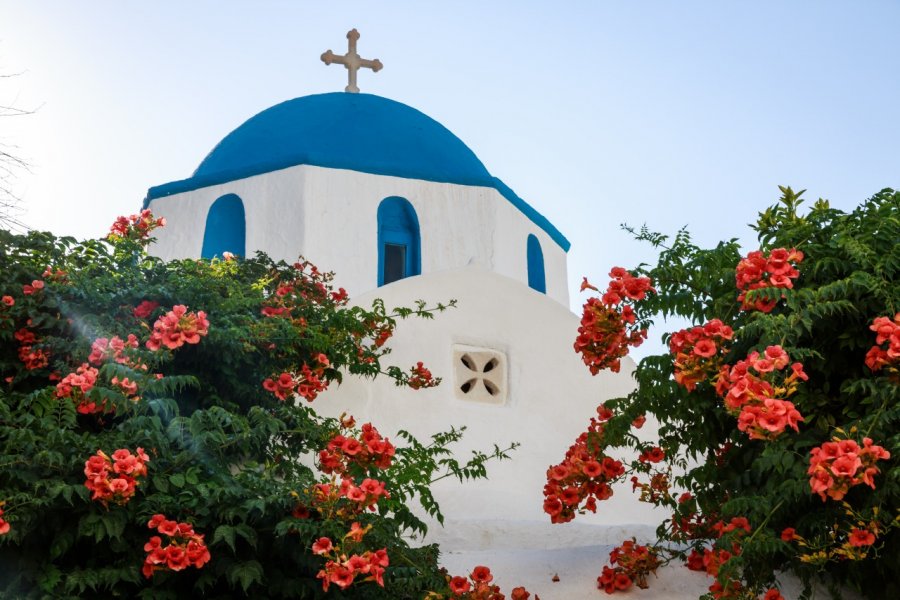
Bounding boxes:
[4,497,39,512]
[744,499,785,546]
[863,396,889,438]
[427,444,518,485]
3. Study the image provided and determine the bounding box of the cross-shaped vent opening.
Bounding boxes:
[452,345,507,405]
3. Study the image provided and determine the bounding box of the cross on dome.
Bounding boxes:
[321,29,383,93]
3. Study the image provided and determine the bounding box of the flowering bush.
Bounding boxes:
[0,215,515,597]
[551,188,900,598]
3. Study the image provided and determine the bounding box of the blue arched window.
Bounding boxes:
[377,197,421,286]
[201,194,246,259]
[527,234,546,293]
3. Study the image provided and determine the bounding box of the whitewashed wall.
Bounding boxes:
[146,166,569,305]
[315,268,663,528]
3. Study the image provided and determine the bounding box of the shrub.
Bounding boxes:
[0,213,515,598]
[550,188,899,599]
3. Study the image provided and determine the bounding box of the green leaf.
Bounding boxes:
[38,564,62,593]
[234,523,258,549]
[212,524,236,553]
[153,474,169,493]
[228,560,264,592]
[50,530,75,560]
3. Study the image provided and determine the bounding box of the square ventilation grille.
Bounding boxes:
[452,345,507,405]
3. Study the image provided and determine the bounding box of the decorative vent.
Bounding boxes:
[452,345,507,405]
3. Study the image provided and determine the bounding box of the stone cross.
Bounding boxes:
[321,29,383,93]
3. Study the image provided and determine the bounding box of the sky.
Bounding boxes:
[2,1,899,354]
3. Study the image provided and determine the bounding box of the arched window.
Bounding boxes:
[377,197,421,286]
[527,234,546,293]
[201,194,246,259]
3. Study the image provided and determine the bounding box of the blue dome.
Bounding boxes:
[145,93,569,250]
[190,93,492,186]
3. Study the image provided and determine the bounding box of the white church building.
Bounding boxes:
[144,32,663,581]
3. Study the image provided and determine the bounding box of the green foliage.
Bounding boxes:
[0,225,504,598]
[605,188,900,597]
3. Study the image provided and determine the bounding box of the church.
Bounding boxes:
[143,29,657,557]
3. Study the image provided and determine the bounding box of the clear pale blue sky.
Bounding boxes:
[2,1,899,352]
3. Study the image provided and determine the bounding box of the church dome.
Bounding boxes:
[145,92,569,251]
[192,93,492,186]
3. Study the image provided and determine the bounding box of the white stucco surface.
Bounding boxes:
[146,165,569,305]
[315,267,664,528]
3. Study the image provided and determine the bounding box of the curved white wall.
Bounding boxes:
[314,268,662,528]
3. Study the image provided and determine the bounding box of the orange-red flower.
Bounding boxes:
[143,514,209,578]
[146,305,209,351]
[598,539,659,594]
[0,507,9,535]
[848,528,876,547]
[312,537,333,555]
[470,565,493,584]
[735,248,803,312]
[408,361,438,389]
[133,300,159,319]
[639,447,665,463]
[543,406,625,523]
[449,576,471,594]
[808,436,890,501]
[108,209,166,241]
[670,320,734,391]
[575,269,652,374]
[865,313,900,375]
[716,347,806,440]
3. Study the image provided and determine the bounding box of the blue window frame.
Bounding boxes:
[377,197,420,286]
[201,194,246,259]
[527,234,546,293]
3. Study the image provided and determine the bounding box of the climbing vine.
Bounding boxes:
[550,188,900,599]
[0,212,524,598]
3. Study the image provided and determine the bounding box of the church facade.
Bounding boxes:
[145,93,570,307]
[144,84,657,532]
